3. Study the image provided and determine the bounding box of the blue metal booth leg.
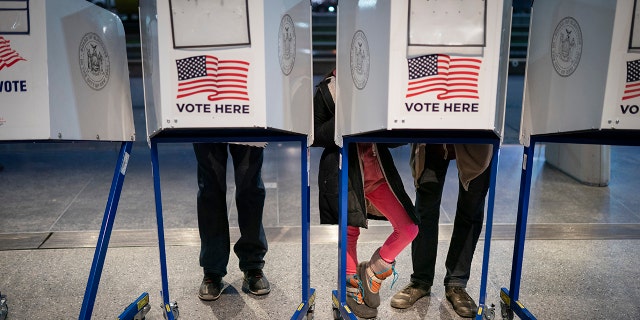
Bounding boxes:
[150,141,177,320]
[291,139,316,319]
[500,141,538,320]
[332,140,357,319]
[330,141,351,319]
[79,141,133,320]
[474,142,501,320]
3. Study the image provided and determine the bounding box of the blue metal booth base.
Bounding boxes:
[53,140,133,320]
[146,128,315,320]
[500,129,640,320]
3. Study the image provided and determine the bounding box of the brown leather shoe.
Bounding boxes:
[390,281,430,309]
[445,286,477,318]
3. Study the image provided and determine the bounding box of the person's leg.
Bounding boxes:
[229,144,267,270]
[193,143,232,278]
[368,183,419,262]
[345,225,378,318]
[228,144,269,295]
[410,150,450,287]
[443,162,491,318]
[444,164,491,287]
[193,143,230,300]
[358,177,419,308]
[347,226,360,276]
[391,147,449,309]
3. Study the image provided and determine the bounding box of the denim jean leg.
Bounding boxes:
[229,144,268,271]
[194,143,232,277]
[443,164,491,287]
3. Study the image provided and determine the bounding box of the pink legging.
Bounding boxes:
[346,144,418,275]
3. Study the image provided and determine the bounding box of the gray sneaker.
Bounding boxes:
[390,281,430,309]
[346,274,378,319]
[198,276,223,301]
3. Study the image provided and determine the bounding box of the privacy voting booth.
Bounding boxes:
[501,1,640,319]
[334,0,511,144]
[332,1,512,319]
[138,0,314,319]
[519,0,640,145]
[0,0,134,142]
[0,1,135,319]
[140,0,312,140]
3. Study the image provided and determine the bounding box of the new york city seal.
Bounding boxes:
[278,14,296,75]
[551,17,582,77]
[350,30,370,90]
[79,32,110,90]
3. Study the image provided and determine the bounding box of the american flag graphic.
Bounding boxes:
[623,59,640,101]
[406,54,481,100]
[0,36,26,71]
[176,55,250,101]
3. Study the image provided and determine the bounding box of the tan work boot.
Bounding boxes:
[445,286,478,318]
[390,281,430,309]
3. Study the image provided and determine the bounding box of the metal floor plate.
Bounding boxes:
[3,223,639,251]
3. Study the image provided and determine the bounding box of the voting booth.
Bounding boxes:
[335,0,512,144]
[0,1,135,319]
[139,0,313,141]
[139,1,315,319]
[502,1,640,319]
[331,1,511,319]
[0,0,134,142]
[520,0,640,145]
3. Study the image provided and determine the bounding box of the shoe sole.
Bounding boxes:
[446,294,476,318]
[390,297,412,309]
[450,307,476,318]
[198,286,223,301]
[198,284,224,301]
[198,292,221,301]
[346,295,378,319]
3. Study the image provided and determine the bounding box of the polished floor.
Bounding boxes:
[1,76,640,319]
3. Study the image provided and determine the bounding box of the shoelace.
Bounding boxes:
[451,287,472,301]
[401,285,416,295]
[403,282,427,294]
[347,275,366,303]
[389,264,398,289]
[247,270,263,279]
[371,264,399,290]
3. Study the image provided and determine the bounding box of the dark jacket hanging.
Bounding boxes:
[312,71,418,228]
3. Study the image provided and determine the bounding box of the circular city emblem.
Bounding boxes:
[350,30,370,90]
[278,14,296,75]
[79,32,110,90]
[551,17,582,77]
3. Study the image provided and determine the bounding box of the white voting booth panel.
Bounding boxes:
[335,0,511,144]
[0,0,134,141]
[520,0,640,146]
[139,0,313,139]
